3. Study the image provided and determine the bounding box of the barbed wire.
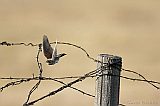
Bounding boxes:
[0,41,39,46]
[1,74,160,93]
[121,68,159,89]
[24,44,43,105]
[0,76,94,97]
[0,40,160,106]
[0,41,98,62]
[1,75,160,85]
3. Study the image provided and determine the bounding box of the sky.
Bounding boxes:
[0,0,160,106]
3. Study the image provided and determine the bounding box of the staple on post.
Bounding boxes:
[95,54,122,106]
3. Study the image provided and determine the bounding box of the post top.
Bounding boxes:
[98,54,122,66]
[98,54,122,60]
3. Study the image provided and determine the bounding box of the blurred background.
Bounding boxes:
[0,0,160,106]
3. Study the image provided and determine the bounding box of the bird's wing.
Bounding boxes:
[43,35,53,59]
[52,39,58,60]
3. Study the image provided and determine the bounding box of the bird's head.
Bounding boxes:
[58,53,67,58]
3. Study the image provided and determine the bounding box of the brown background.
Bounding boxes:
[0,0,160,106]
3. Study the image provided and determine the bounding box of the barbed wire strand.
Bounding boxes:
[0,76,94,98]
[1,75,160,85]
[1,73,160,92]
[0,77,32,92]
[121,68,159,89]
[0,74,160,91]
[52,41,99,63]
[24,44,43,105]
[0,41,98,62]
[0,41,39,46]
[41,77,95,97]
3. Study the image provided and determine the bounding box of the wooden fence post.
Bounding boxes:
[95,54,122,106]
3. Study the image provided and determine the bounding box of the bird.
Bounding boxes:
[43,35,67,65]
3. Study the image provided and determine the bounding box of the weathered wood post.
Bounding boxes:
[95,54,122,106]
